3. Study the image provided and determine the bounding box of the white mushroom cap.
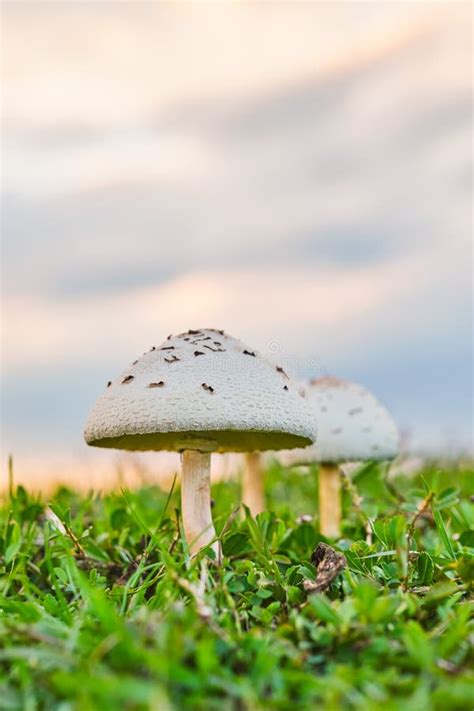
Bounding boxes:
[84,329,316,453]
[283,376,399,465]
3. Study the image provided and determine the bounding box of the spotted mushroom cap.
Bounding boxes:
[282,376,399,465]
[84,329,317,453]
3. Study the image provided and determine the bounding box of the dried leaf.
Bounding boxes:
[303,542,346,593]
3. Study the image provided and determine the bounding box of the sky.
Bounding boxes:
[1,2,472,487]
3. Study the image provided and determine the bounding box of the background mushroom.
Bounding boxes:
[242,452,265,516]
[282,377,399,538]
[84,328,317,559]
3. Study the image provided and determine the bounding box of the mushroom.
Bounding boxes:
[282,377,399,538]
[84,328,317,560]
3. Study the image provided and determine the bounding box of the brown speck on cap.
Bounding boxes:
[201,382,214,393]
[150,346,156,351]
[283,385,289,391]
[188,329,201,335]
[160,346,175,351]
[348,407,363,416]
[107,381,112,388]
[243,350,256,357]
[132,360,138,365]
[276,366,289,379]
[122,375,134,384]
[194,351,205,357]
[164,355,180,363]
[204,344,225,352]
[167,334,172,340]
[147,381,164,388]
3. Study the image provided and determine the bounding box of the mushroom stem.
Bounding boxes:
[318,463,341,538]
[181,450,221,560]
[242,452,265,516]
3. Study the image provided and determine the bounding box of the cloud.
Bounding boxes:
[3,247,471,466]
[1,1,472,475]
[3,2,445,130]
[2,5,470,300]
[3,242,468,373]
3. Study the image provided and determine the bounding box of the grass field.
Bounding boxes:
[1,460,473,710]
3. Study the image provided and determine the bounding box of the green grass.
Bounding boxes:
[1,460,473,710]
